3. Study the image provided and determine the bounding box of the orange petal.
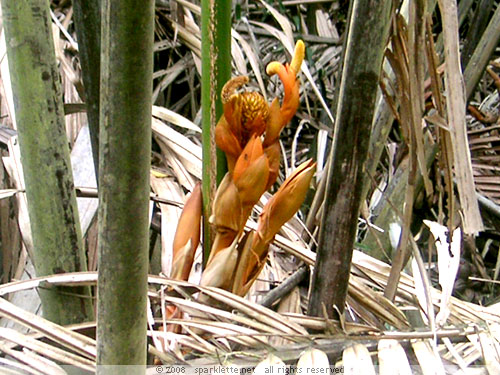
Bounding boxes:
[258,159,316,244]
[266,40,305,132]
[233,134,264,182]
[201,237,239,291]
[226,155,238,175]
[212,173,243,232]
[266,63,299,127]
[263,142,281,189]
[233,135,270,210]
[215,116,243,161]
[263,98,282,147]
[279,77,300,125]
[223,95,244,141]
[208,228,238,264]
[266,62,293,97]
[235,154,269,207]
[171,182,202,281]
[231,231,268,296]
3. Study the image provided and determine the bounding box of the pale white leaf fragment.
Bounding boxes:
[424,220,461,326]
[297,348,330,372]
[412,340,446,375]
[253,353,286,375]
[378,339,412,375]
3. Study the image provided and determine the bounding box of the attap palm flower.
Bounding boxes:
[209,40,306,256]
[204,40,309,296]
[170,40,311,309]
[215,40,305,177]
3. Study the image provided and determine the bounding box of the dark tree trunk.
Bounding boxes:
[308,0,392,318]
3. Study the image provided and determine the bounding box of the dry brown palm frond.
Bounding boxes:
[0,268,497,370]
[0,297,96,361]
[468,89,500,206]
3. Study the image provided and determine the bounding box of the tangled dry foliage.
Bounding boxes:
[0,0,499,373]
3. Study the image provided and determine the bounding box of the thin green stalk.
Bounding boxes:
[1,0,93,324]
[97,0,154,370]
[201,0,232,264]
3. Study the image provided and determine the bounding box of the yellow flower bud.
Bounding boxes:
[290,40,305,75]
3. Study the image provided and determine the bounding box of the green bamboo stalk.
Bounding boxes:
[1,0,93,324]
[201,0,232,263]
[97,0,154,370]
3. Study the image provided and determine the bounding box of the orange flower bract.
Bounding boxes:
[257,159,316,245]
[232,159,316,297]
[212,173,243,233]
[171,182,202,282]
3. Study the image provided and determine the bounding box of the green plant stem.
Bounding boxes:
[97,0,154,370]
[1,0,93,324]
[201,0,232,264]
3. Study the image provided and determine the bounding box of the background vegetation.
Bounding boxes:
[0,0,498,373]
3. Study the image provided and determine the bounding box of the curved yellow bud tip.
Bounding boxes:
[290,40,305,74]
[266,61,282,76]
[266,41,305,77]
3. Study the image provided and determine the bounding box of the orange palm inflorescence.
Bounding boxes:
[170,40,316,302]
